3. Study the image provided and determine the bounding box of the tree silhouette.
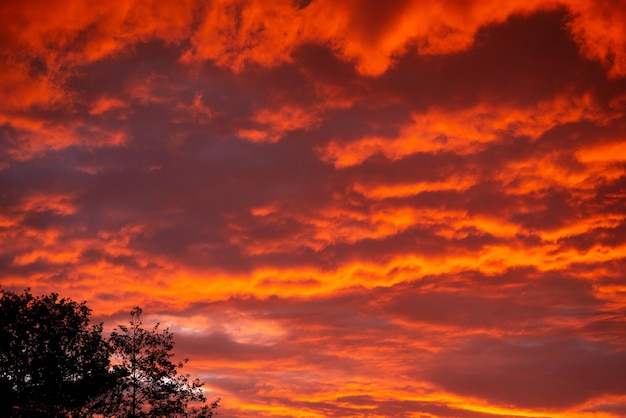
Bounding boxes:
[0,288,114,417]
[105,307,220,418]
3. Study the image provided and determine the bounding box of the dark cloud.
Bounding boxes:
[427,335,626,408]
[375,8,610,110]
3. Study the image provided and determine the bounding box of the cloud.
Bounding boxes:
[566,0,626,77]
[427,335,626,409]
[180,0,626,78]
[1,2,626,417]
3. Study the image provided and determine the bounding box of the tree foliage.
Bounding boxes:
[106,307,219,418]
[109,307,222,418]
[0,290,220,418]
[0,288,114,417]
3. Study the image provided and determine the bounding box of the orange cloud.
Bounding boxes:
[182,0,547,75]
[89,96,128,116]
[352,176,476,199]
[567,0,626,77]
[319,92,612,168]
[1,0,625,123]
[577,139,626,163]
[0,0,193,63]
[238,105,318,143]
[0,115,129,161]
[180,0,626,79]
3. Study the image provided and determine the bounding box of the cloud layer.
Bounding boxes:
[2,0,626,416]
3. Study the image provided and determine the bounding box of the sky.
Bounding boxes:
[1,0,626,416]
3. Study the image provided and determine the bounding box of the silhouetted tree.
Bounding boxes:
[0,288,115,417]
[105,307,219,418]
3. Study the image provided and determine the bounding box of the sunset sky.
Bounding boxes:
[2,0,626,416]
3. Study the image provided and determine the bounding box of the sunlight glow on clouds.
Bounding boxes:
[1,0,626,416]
